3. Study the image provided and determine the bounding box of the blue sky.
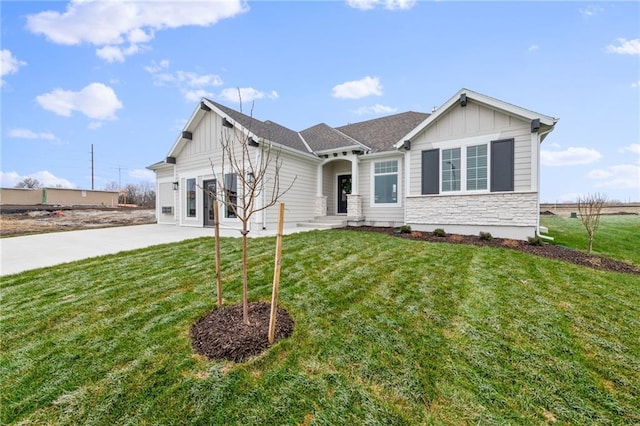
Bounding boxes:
[1,0,639,202]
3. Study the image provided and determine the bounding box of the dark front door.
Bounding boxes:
[203,179,216,227]
[337,174,351,214]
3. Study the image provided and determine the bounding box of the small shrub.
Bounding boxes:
[479,231,493,241]
[400,225,412,234]
[433,228,446,237]
[528,236,543,246]
[410,231,423,238]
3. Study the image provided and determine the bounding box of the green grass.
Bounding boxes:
[541,214,640,266]
[2,228,639,425]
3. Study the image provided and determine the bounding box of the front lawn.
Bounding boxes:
[541,214,640,266]
[1,229,639,425]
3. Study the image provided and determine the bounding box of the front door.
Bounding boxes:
[337,174,351,214]
[203,179,216,227]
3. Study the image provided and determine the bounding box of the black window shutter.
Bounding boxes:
[491,139,514,192]
[421,149,439,194]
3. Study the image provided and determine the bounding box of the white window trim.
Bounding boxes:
[370,159,401,206]
[432,134,498,195]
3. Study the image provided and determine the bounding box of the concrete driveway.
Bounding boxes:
[0,224,318,276]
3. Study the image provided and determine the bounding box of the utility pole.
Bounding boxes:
[91,144,94,190]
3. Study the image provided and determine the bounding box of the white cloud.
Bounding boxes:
[9,128,57,140]
[1,49,27,85]
[0,170,76,188]
[528,44,539,51]
[144,59,170,74]
[218,87,279,104]
[606,38,640,55]
[332,76,383,99]
[347,0,416,10]
[147,63,224,101]
[620,143,640,163]
[588,164,640,189]
[26,0,248,62]
[36,82,123,120]
[352,104,398,115]
[129,168,155,182]
[632,81,640,88]
[96,44,145,63]
[541,147,602,167]
[579,5,603,17]
[184,89,215,103]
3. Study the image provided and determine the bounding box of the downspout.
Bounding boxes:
[536,127,555,241]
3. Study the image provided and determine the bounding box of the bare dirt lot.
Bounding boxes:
[0,207,156,238]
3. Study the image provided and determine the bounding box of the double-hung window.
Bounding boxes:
[441,145,487,193]
[466,144,488,191]
[442,148,461,192]
[374,160,398,204]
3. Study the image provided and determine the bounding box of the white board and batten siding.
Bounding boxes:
[406,100,539,240]
[154,167,176,224]
[173,108,319,230]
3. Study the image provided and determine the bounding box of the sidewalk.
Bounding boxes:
[0,224,318,276]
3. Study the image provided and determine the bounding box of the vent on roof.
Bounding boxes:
[432,106,438,113]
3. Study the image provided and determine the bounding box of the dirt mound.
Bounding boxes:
[191,302,294,363]
[0,208,156,237]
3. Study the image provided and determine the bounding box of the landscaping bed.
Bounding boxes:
[346,226,640,275]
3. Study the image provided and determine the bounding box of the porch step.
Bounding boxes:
[297,216,348,229]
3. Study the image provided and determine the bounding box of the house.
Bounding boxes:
[148,88,558,240]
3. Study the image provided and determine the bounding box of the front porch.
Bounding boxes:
[314,156,365,221]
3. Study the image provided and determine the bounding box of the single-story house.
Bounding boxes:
[148,88,558,240]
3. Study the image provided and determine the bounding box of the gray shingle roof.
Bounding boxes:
[205,99,429,155]
[300,123,362,152]
[336,111,430,152]
[206,99,309,153]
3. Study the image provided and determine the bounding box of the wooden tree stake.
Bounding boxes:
[214,199,222,308]
[268,203,285,344]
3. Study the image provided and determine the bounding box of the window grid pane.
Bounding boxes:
[467,144,487,191]
[375,161,398,174]
[442,148,460,192]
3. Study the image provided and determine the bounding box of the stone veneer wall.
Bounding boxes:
[406,192,538,239]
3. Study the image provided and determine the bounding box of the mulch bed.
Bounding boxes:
[344,227,640,276]
[191,302,294,363]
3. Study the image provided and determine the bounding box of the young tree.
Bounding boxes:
[577,192,607,254]
[213,102,295,325]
